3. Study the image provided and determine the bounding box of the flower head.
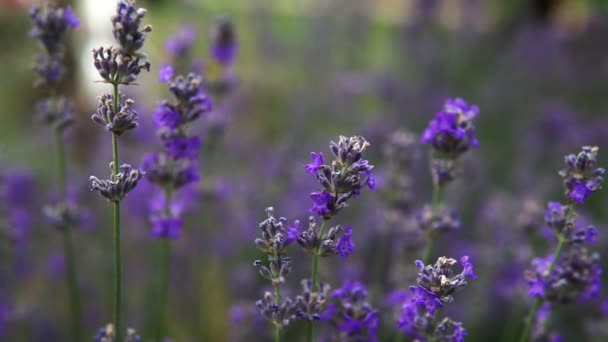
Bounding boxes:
[415,256,477,303]
[559,146,605,204]
[210,17,237,66]
[336,225,355,260]
[29,4,78,53]
[421,97,479,156]
[164,136,201,160]
[165,25,196,57]
[150,217,183,239]
[111,0,152,55]
[158,64,174,83]
[91,92,138,135]
[90,163,145,202]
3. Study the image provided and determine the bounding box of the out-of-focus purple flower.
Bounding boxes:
[29,3,78,53]
[305,152,323,174]
[409,285,442,315]
[154,103,181,129]
[284,220,300,245]
[559,146,605,204]
[64,6,80,28]
[421,97,479,155]
[158,64,174,83]
[336,225,355,260]
[210,17,237,66]
[164,136,201,160]
[165,25,196,57]
[324,280,379,341]
[568,181,593,204]
[525,246,601,302]
[543,201,598,244]
[150,217,183,239]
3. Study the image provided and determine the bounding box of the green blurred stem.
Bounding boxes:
[423,185,441,264]
[307,219,328,342]
[112,81,123,342]
[274,284,281,342]
[55,125,84,341]
[519,205,573,342]
[156,185,173,342]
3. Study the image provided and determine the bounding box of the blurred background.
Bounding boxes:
[2,0,608,341]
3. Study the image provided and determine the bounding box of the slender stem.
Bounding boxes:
[54,129,67,197]
[156,239,170,341]
[423,185,441,264]
[113,201,122,342]
[156,185,173,342]
[519,205,574,342]
[55,126,84,341]
[273,243,282,342]
[274,284,281,342]
[112,81,123,342]
[307,219,328,342]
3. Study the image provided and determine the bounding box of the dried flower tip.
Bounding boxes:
[90,163,144,202]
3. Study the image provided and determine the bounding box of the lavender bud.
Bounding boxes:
[32,53,65,88]
[29,4,78,54]
[111,0,151,55]
[559,146,605,204]
[91,92,138,135]
[35,96,75,132]
[92,47,150,85]
[294,279,331,321]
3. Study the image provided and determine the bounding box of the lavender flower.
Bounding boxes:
[90,163,145,202]
[29,4,79,53]
[92,46,150,85]
[422,98,479,187]
[421,98,479,156]
[150,217,183,239]
[559,146,605,204]
[306,135,374,219]
[158,64,174,83]
[525,246,601,303]
[296,216,354,259]
[416,205,461,237]
[32,53,65,88]
[166,25,196,58]
[294,279,331,321]
[34,97,74,131]
[253,208,297,332]
[164,136,201,160]
[397,257,475,341]
[544,202,597,244]
[91,93,138,135]
[210,17,237,66]
[111,0,151,55]
[141,153,199,189]
[323,280,380,342]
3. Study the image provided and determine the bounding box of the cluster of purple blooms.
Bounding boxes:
[521,146,605,341]
[421,98,479,187]
[322,280,380,341]
[396,257,476,342]
[142,72,212,238]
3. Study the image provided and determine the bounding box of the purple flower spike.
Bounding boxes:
[150,217,183,239]
[154,103,181,129]
[165,136,201,160]
[336,226,355,260]
[158,64,174,83]
[305,152,323,174]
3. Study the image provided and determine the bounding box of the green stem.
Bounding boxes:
[307,219,328,342]
[112,81,123,342]
[423,185,441,264]
[62,227,84,342]
[55,127,84,341]
[113,200,122,342]
[519,206,572,342]
[156,239,170,341]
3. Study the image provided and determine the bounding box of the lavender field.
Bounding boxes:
[2,0,608,341]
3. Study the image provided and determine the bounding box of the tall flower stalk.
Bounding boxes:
[89,1,150,340]
[142,70,212,341]
[519,146,605,342]
[420,98,479,263]
[300,136,375,341]
[29,4,82,341]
